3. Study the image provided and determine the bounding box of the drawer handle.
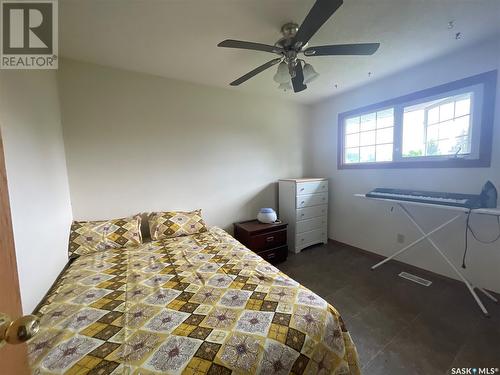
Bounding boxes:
[301,238,305,242]
[300,188,305,191]
[267,253,276,259]
[266,236,274,242]
[301,201,305,204]
[301,213,305,216]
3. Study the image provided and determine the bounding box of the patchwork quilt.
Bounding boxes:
[29,227,360,375]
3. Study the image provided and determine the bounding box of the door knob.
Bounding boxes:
[0,313,40,348]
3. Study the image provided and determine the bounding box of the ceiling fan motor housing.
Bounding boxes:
[277,23,307,51]
[280,22,299,38]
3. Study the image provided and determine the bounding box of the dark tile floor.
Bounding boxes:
[277,242,500,375]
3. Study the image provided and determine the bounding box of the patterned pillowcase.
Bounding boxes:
[68,215,142,258]
[149,209,208,240]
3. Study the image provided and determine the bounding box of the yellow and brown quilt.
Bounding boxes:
[29,227,360,375]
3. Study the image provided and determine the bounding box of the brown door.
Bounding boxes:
[0,129,30,374]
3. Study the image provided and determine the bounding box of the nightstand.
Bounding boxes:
[233,220,288,264]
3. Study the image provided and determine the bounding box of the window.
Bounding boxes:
[338,71,496,169]
[402,92,474,158]
[344,108,394,164]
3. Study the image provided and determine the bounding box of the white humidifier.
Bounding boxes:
[257,208,278,224]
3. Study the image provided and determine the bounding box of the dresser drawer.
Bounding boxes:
[296,205,327,221]
[296,192,328,209]
[247,229,287,252]
[296,216,327,234]
[296,180,328,195]
[259,246,288,264]
[295,227,327,249]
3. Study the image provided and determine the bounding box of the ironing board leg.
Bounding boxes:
[478,287,499,303]
[371,210,463,270]
[395,204,490,317]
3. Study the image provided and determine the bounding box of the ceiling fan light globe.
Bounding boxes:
[304,72,319,84]
[303,63,319,84]
[278,81,293,92]
[273,72,291,84]
[273,62,291,84]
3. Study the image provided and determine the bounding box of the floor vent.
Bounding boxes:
[398,272,432,287]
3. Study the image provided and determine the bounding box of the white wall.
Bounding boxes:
[0,71,73,313]
[307,36,500,293]
[58,59,307,231]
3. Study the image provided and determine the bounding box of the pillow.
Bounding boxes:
[149,209,208,240]
[68,215,142,258]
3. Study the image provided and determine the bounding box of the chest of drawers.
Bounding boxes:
[278,178,328,253]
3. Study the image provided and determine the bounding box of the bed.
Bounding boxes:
[29,227,360,374]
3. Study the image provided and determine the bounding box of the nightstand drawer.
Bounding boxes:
[248,229,287,252]
[233,220,288,262]
[259,246,288,264]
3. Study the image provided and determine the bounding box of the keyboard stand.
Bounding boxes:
[355,194,499,317]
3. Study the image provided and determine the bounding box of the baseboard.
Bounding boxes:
[328,238,499,297]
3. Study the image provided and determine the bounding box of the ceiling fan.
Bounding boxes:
[217,0,380,93]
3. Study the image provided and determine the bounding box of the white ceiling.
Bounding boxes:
[59,0,500,104]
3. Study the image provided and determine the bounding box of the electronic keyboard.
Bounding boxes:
[366,188,482,209]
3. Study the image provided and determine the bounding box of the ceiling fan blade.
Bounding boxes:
[230,58,282,86]
[218,39,283,54]
[294,0,343,47]
[304,43,380,56]
[291,61,307,93]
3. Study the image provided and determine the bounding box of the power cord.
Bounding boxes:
[462,210,500,268]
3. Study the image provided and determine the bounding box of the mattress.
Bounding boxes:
[29,227,360,374]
